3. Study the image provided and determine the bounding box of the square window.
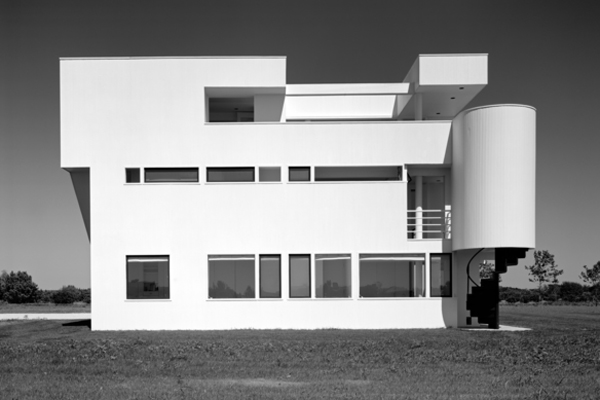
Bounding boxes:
[289,167,310,182]
[289,255,310,298]
[260,255,281,298]
[126,168,140,183]
[430,254,452,297]
[126,256,169,299]
[359,254,425,298]
[259,167,281,182]
[208,255,255,298]
[315,254,351,298]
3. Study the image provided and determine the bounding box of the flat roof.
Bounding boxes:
[59,56,287,61]
[287,83,410,96]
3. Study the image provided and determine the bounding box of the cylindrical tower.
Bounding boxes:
[452,104,536,251]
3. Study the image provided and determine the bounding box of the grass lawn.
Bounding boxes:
[0,302,90,314]
[0,306,599,399]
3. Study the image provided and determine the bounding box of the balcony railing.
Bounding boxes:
[407,209,451,240]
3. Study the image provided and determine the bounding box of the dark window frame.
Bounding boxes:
[430,253,453,297]
[207,255,256,299]
[289,254,311,299]
[314,166,403,182]
[289,167,311,182]
[259,254,281,299]
[258,166,282,182]
[144,167,199,183]
[315,254,352,298]
[359,254,425,298]
[126,255,170,300]
[125,168,141,183]
[206,167,255,183]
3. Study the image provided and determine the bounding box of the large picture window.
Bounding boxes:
[360,254,425,298]
[430,254,452,297]
[315,254,351,298]
[208,255,255,298]
[260,255,281,298]
[126,256,170,299]
[289,255,311,298]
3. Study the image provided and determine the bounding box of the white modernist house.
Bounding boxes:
[60,54,536,330]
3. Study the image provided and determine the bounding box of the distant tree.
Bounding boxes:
[580,261,600,306]
[559,282,585,302]
[0,270,8,300]
[479,261,501,282]
[52,285,83,304]
[524,250,563,302]
[37,289,57,303]
[1,271,39,303]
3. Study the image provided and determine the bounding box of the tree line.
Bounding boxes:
[483,250,600,305]
[0,271,90,304]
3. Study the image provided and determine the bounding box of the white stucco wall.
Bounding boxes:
[59,56,531,331]
[451,105,536,251]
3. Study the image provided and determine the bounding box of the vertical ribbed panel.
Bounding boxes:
[452,105,536,251]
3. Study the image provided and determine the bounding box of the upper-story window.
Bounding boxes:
[126,168,140,183]
[207,167,255,183]
[145,168,199,183]
[259,167,281,182]
[315,166,402,182]
[289,167,311,182]
[208,97,254,122]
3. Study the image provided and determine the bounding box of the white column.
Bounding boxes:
[415,175,423,239]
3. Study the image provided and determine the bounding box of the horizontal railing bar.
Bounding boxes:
[407,225,445,227]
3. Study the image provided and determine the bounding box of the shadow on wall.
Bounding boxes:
[62,319,91,329]
[441,297,458,328]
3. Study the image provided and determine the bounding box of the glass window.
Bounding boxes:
[315,254,351,298]
[430,254,452,297]
[207,167,255,183]
[144,168,199,183]
[208,255,255,298]
[208,97,254,122]
[126,168,140,183]
[289,167,310,182]
[126,256,169,299]
[289,255,310,298]
[315,166,402,182]
[260,255,281,298]
[360,254,425,298]
[259,167,281,182]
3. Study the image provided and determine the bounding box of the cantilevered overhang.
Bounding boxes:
[400,54,488,120]
[286,83,410,96]
[285,83,412,121]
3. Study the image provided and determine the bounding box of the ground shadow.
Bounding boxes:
[62,319,91,328]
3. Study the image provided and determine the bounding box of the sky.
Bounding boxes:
[1,0,599,290]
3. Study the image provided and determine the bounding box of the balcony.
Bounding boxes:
[407,209,451,240]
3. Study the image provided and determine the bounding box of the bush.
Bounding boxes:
[0,271,39,303]
[37,289,57,303]
[559,281,585,302]
[499,286,539,303]
[80,288,91,304]
[52,285,83,304]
